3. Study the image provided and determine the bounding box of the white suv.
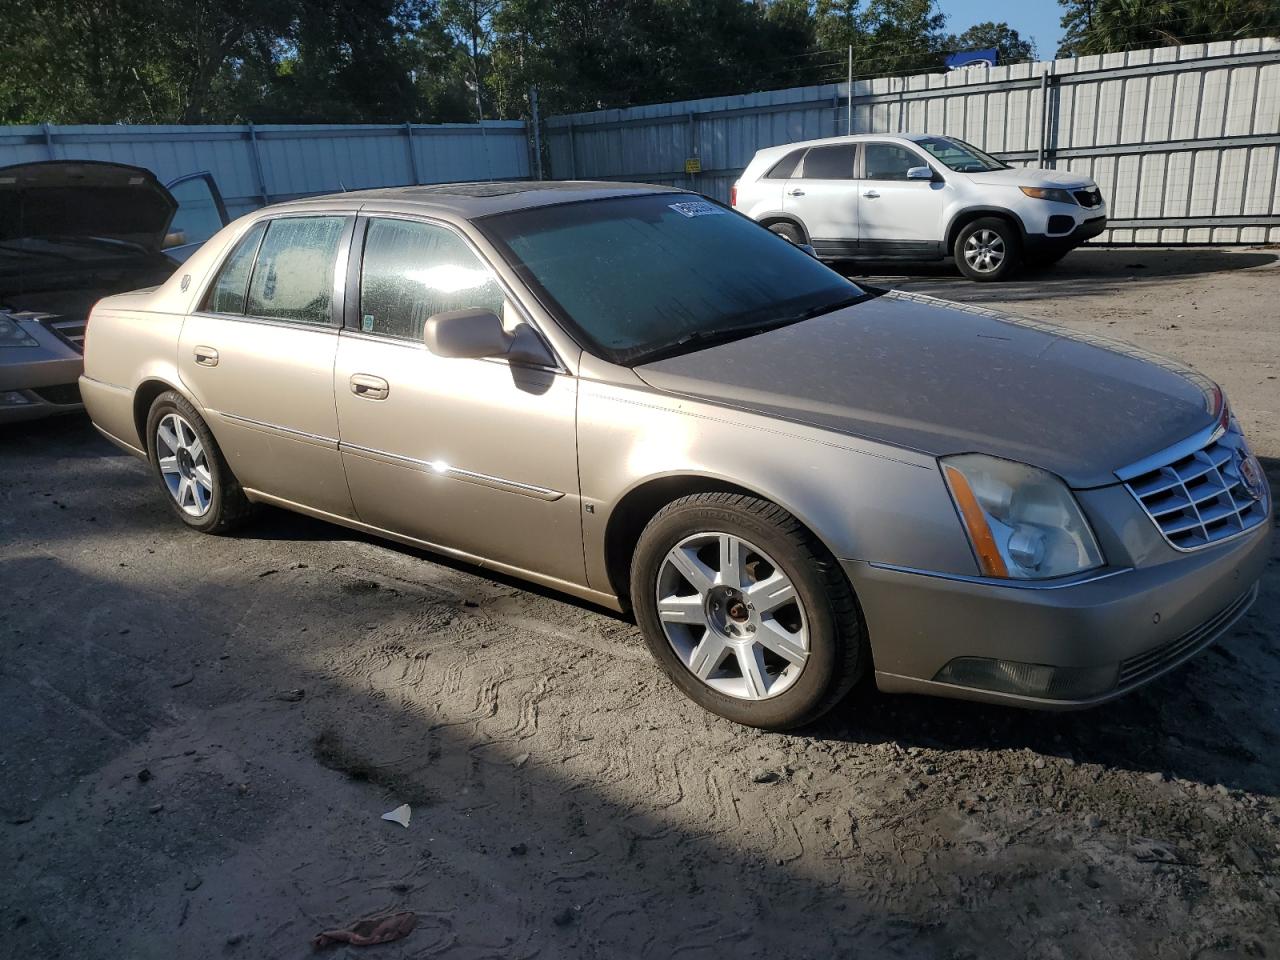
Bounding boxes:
[732,133,1107,281]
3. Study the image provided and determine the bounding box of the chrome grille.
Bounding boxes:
[1118,584,1257,688]
[40,316,87,353]
[1121,422,1268,551]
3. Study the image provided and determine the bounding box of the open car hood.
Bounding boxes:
[0,160,177,252]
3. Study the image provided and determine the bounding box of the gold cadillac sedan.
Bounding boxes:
[81,182,1270,729]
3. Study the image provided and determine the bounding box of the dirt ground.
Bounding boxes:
[2,246,1278,960]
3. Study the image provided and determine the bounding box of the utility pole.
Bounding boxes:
[529,86,544,181]
[847,45,853,135]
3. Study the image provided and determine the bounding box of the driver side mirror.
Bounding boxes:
[907,165,935,180]
[423,308,555,367]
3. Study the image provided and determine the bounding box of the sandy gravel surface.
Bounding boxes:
[1,247,1278,959]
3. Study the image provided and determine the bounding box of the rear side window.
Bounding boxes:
[864,143,926,181]
[245,216,346,325]
[800,144,855,180]
[764,150,805,180]
[204,221,266,315]
[359,218,505,341]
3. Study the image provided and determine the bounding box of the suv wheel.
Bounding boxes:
[630,492,866,730]
[145,391,252,534]
[955,217,1020,281]
[767,222,804,245]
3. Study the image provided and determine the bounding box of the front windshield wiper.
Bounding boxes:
[631,291,876,366]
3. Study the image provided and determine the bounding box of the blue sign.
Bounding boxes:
[945,48,999,70]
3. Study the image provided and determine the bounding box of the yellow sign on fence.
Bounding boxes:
[684,157,701,174]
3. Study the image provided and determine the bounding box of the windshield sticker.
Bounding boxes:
[668,200,726,219]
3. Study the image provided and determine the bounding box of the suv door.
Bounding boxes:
[781,143,858,257]
[178,213,356,517]
[856,142,948,256]
[163,172,229,263]
[332,215,583,584]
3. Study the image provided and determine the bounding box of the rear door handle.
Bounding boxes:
[863,190,881,199]
[193,346,219,367]
[787,188,805,197]
[350,374,389,401]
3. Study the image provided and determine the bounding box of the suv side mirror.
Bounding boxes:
[424,308,556,367]
[907,165,935,180]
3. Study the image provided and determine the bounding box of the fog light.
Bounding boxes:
[0,390,33,406]
[934,657,1118,700]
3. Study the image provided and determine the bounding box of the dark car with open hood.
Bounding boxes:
[0,160,226,424]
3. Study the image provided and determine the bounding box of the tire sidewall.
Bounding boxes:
[955,217,1021,281]
[631,499,843,729]
[145,392,231,533]
[768,222,803,245]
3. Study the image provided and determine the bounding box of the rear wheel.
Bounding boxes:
[630,492,866,730]
[145,391,251,534]
[767,221,804,245]
[954,216,1021,281]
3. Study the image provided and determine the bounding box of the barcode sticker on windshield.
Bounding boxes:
[668,200,726,218]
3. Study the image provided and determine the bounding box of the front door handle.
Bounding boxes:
[863,190,881,199]
[193,346,219,367]
[787,188,806,197]
[350,374,389,401]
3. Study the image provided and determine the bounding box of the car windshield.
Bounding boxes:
[477,193,866,365]
[914,136,1009,172]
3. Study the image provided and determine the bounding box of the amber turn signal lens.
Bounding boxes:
[942,463,1009,578]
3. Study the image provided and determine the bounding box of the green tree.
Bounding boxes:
[1058,0,1280,57]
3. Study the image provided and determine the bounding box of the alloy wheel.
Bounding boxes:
[156,413,214,517]
[655,532,809,700]
[963,228,1006,273]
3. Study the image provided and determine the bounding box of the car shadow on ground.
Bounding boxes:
[839,246,1279,303]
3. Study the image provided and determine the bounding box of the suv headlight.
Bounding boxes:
[1019,186,1076,204]
[941,454,1104,580]
[0,315,40,348]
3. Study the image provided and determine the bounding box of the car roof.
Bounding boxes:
[263,179,685,220]
[752,132,938,157]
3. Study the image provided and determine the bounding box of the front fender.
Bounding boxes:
[577,379,978,593]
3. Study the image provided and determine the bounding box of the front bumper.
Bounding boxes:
[1024,213,1108,257]
[0,321,85,425]
[844,513,1270,709]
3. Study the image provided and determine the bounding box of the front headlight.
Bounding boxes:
[941,454,1104,580]
[1019,186,1076,204]
[0,315,40,348]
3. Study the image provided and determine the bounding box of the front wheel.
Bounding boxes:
[767,221,804,245]
[630,492,867,730]
[954,217,1021,281]
[145,391,252,534]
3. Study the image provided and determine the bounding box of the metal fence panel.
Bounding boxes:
[0,121,530,219]
[545,38,1280,244]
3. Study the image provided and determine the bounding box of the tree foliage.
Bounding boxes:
[1,0,1274,125]
[1057,0,1280,57]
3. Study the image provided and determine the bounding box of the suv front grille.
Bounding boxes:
[1121,422,1269,551]
[1074,188,1103,208]
[39,316,87,353]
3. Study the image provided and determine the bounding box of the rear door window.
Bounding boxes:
[204,221,267,315]
[358,218,506,341]
[244,217,346,326]
[799,144,855,180]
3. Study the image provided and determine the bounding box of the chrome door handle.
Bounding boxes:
[863,190,880,199]
[787,188,805,197]
[193,346,219,367]
[350,374,389,401]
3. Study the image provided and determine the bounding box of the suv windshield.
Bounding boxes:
[914,136,1009,173]
[477,193,866,365]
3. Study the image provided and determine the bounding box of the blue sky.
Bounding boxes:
[938,0,1064,61]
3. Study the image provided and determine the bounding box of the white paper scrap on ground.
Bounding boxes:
[381,804,411,828]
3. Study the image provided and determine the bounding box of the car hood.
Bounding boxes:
[961,167,1094,189]
[0,160,177,252]
[633,291,1216,488]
